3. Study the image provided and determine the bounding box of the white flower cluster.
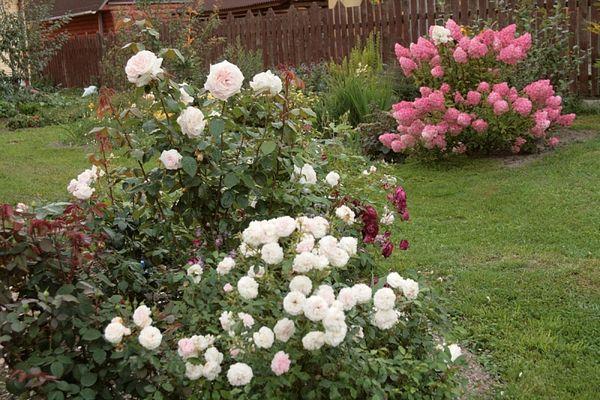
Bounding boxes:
[187,263,203,284]
[180,336,223,381]
[67,165,103,200]
[104,305,162,350]
[249,70,282,96]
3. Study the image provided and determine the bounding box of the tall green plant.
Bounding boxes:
[321,33,395,126]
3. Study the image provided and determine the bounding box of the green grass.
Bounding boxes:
[0,125,91,204]
[1,116,599,399]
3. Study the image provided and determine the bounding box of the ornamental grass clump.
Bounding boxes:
[380,19,576,156]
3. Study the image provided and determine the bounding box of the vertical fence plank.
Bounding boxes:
[590,0,599,96]
[578,0,590,96]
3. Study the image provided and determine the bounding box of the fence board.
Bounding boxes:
[42,0,599,97]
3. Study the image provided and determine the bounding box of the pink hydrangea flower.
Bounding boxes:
[497,44,525,65]
[492,83,510,96]
[512,97,532,116]
[466,90,482,106]
[271,351,291,376]
[477,29,496,46]
[445,19,463,41]
[398,57,418,76]
[557,113,576,126]
[493,100,509,115]
[548,137,560,147]
[440,83,451,93]
[546,96,562,108]
[419,86,433,97]
[454,91,465,104]
[394,43,411,59]
[457,113,472,127]
[379,133,400,148]
[472,119,488,133]
[487,91,503,105]
[524,80,555,104]
[453,47,468,63]
[431,66,444,78]
[477,82,491,93]
[468,38,488,58]
[444,108,460,122]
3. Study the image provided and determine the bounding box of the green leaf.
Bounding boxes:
[260,141,277,155]
[92,349,106,365]
[223,173,240,188]
[50,361,64,378]
[81,329,102,341]
[80,372,97,387]
[209,119,225,138]
[80,388,97,400]
[181,156,197,177]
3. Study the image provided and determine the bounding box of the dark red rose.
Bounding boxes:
[399,239,410,250]
[381,241,394,258]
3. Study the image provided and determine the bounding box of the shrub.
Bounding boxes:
[379,20,575,157]
[6,113,43,129]
[94,201,461,399]
[222,37,264,82]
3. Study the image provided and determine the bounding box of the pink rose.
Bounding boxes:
[159,149,183,170]
[270,351,291,376]
[223,283,234,293]
[177,338,197,359]
[125,50,163,87]
[204,60,244,101]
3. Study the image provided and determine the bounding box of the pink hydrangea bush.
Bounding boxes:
[381,20,575,156]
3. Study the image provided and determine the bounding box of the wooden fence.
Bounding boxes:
[45,0,600,97]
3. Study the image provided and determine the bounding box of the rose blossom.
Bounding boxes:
[177,338,197,359]
[177,106,206,138]
[138,326,162,350]
[133,305,152,328]
[270,351,291,376]
[325,171,340,187]
[250,70,282,96]
[273,318,295,342]
[125,50,163,87]
[253,326,275,349]
[204,60,244,101]
[227,362,253,386]
[159,149,183,170]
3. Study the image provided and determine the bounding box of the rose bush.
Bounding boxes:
[380,19,576,156]
[97,210,462,399]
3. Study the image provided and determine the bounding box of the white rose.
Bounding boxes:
[179,86,194,105]
[292,252,317,273]
[448,343,462,362]
[371,309,399,330]
[204,60,244,101]
[431,25,453,44]
[202,361,222,380]
[185,362,203,380]
[295,234,315,253]
[380,213,395,225]
[373,288,396,311]
[303,295,329,322]
[227,362,253,386]
[293,164,317,185]
[217,257,236,275]
[192,334,214,351]
[159,149,183,170]
[399,278,419,300]
[315,285,335,306]
[261,242,284,265]
[132,305,152,328]
[219,311,235,332]
[352,283,372,304]
[249,70,282,96]
[247,265,265,279]
[104,321,130,344]
[324,324,347,347]
[289,275,312,295]
[237,276,259,300]
[252,326,275,349]
[337,287,357,311]
[335,205,355,225]
[273,318,295,342]
[302,331,325,351]
[204,346,224,364]
[125,50,163,87]
[283,291,306,316]
[237,312,255,328]
[338,237,358,257]
[271,216,296,237]
[297,216,329,238]
[386,272,404,289]
[72,183,94,200]
[187,263,203,284]
[322,307,346,333]
[138,326,162,350]
[177,106,206,138]
[325,171,340,187]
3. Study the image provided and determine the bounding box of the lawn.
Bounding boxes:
[1,115,599,399]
